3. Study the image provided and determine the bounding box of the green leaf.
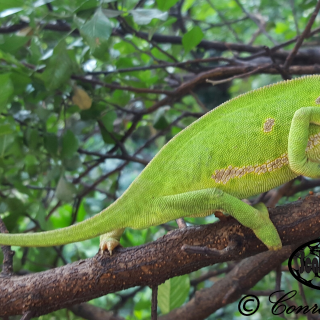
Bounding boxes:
[0,35,29,54]
[0,50,29,71]
[50,203,73,228]
[10,72,31,95]
[25,154,38,177]
[74,0,99,13]
[0,0,24,11]
[98,122,122,145]
[130,9,168,25]
[110,90,131,106]
[0,124,13,136]
[79,8,112,51]
[44,133,59,157]
[40,41,74,90]
[156,0,180,11]
[153,107,169,129]
[76,200,86,223]
[102,8,123,17]
[98,110,121,144]
[182,26,204,53]
[0,73,13,111]
[100,110,117,131]
[2,198,25,232]
[91,40,111,61]
[27,129,40,151]
[63,154,82,171]
[61,130,79,158]
[0,134,15,157]
[158,275,190,314]
[55,176,76,202]
[80,102,105,120]
[28,37,42,65]
[113,41,136,55]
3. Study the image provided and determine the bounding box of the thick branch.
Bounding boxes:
[160,246,294,320]
[69,303,123,320]
[1,194,320,316]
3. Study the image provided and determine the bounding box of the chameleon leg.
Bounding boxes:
[157,188,281,250]
[288,107,320,177]
[100,228,125,255]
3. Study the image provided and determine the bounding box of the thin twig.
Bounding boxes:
[151,285,158,320]
[265,180,295,208]
[275,264,286,319]
[289,0,300,36]
[86,57,236,75]
[207,0,242,43]
[234,0,278,45]
[294,258,314,320]
[176,218,187,229]
[71,75,173,96]
[190,265,234,286]
[263,46,291,80]
[78,149,148,166]
[20,311,34,320]
[206,63,273,85]
[283,0,320,71]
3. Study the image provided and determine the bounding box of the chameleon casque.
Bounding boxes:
[1,75,320,254]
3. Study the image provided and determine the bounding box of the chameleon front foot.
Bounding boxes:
[99,228,125,255]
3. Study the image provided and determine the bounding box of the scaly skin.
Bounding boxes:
[2,75,320,253]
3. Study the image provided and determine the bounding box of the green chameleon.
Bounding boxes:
[1,75,320,254]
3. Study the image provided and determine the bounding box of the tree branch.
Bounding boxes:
[283,0,320,71]
[0,217,14,276]
[146,64,320,114]
[160,246,294,320]
[69,303,124,320]
[1,194,320,316]
[3,22,320,63]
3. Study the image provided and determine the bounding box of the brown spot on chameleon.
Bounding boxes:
[263,118,275,133]
[305,132,320,151]
[211,154,288,184]
[315,96,320,104]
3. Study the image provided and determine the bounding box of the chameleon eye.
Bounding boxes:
[315,96,320,104]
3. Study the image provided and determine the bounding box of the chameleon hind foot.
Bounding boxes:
[157,188,282,251]
[251,203,282,251]
[100,228,125,255]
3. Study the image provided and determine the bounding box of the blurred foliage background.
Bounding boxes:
[1,0,320,319]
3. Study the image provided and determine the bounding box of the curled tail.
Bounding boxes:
[0,201,126,247]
